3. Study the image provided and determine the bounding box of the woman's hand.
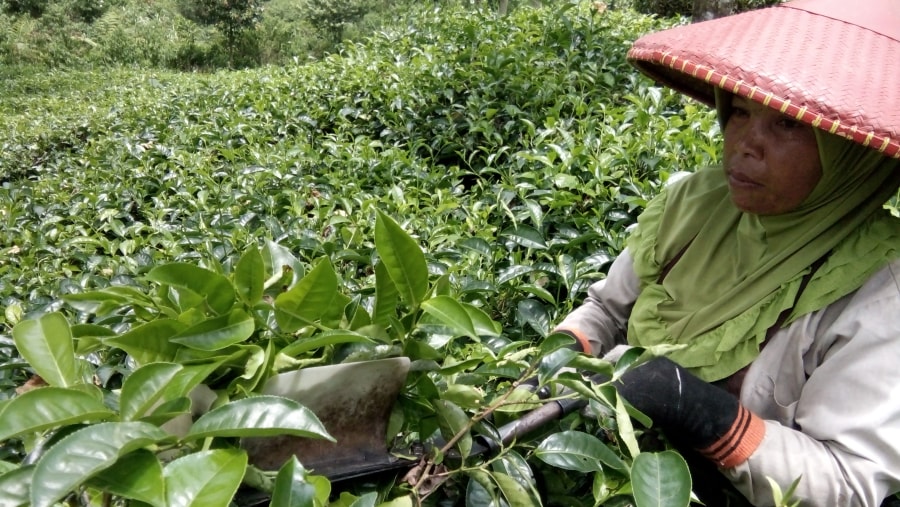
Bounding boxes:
[615,357,764,461]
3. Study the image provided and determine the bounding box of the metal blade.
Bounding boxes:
[242,357,411,478]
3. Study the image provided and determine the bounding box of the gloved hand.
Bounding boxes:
[615,356,765,467]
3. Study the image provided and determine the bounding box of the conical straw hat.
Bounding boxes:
[627,0,900,158]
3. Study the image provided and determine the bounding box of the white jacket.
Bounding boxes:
[557,250,900,506]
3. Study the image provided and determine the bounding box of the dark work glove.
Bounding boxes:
[614,356,740,451]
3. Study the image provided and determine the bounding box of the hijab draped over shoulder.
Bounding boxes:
[626,121,900,382]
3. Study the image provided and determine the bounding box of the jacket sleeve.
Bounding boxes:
[724,261,900,507]
[554,248,641,356]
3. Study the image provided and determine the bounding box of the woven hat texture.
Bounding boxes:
[627,0,900,158]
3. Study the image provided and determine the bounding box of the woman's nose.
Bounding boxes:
[734,119,765,158]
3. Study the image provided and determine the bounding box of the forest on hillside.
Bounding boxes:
[0,0,779,71]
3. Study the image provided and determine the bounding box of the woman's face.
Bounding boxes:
[723,96,823,215]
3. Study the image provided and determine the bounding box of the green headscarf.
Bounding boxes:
[626,114,900,382]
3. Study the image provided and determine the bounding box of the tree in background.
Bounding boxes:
[304,0,371,43]
[2,0,109,21]
[691,0,733,20]
[497,0,543,16]
[1,0,47,17]
[177,0,264,65]
[634,0,781,20]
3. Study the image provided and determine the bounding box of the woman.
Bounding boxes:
[555,1,900,505]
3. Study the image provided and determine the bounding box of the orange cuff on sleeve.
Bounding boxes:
[698,405,766,468]
[554,327,593,356]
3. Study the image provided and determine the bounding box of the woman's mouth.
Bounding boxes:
[727,170,761,189]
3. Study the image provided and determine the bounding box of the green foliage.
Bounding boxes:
[633,0,782,18]
[304,0,372,42]
[0,0,205,68]
[91,2,208,68]
[0,0,224,68]
[0,214,645,506]
[0,0,110,65]
[888,192,900,218]
[768,476,802,507]
[0,2,729,505]
[178,0,254,27]
[632,0,690,17]
[67,0,111,22]
[177,0,264,65]
[1,0,47,17]
[0,0,641,70]
[255,0,325,62]
[736,0,783,9]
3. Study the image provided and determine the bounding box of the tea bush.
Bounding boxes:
[0,2,718,323]
[0,2,728,505]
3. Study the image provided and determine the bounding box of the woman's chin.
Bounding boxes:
[729,193,774,215]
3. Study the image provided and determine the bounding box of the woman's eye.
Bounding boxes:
[776,118,803,129]
[731,106,749,118]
